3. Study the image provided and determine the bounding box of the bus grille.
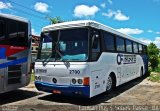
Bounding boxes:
[8,65,22,84]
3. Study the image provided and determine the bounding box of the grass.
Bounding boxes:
[30,73,35,82]
[148,58,160,83]
[148,72,160,83]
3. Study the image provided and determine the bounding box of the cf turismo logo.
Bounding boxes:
[117,54,123,65]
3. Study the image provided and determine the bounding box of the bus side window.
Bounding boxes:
[143,45,147,54]
[116,36,125,52]
[17,22,28,45]
[0,19,5,44]
[126,39,133,53]
[8,20,28,46]
[91,30,101,61]
[133,42,138,53]
[104,32,115,51]
[138,44,143,54]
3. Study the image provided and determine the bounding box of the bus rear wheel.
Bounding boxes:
[106,75,114,93]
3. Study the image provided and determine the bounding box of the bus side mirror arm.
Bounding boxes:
[28,34,32,48]
[91,35,95,48]
[91,34,99,48]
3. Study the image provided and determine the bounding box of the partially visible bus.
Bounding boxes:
[0,14,31,93]
[35,20,148,98]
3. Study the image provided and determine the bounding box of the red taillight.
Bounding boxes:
[83,77,90,86]
[53,90,61,94]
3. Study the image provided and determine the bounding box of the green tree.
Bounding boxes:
[49,16,63,24]
[147,43,160,70]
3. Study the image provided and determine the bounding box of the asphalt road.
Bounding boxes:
[0,77,160,111]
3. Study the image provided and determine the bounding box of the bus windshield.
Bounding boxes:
[37,28,89,62]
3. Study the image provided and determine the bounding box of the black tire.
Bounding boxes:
[106,74,114,93]
[140,67,143,77]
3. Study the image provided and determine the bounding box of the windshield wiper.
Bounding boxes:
[54,30,70,67]
[42,53,53,66]
[55,44,63,58]
[54,42,70,64]
[54,30,61,61]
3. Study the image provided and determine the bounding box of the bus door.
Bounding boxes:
[90,29,104,96]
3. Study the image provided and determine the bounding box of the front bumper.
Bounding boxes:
[35,81,90,98]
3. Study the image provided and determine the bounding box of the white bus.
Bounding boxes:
[35,20,148,98]
[0,14,31,93]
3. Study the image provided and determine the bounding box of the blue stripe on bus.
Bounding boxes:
[0,57,28,69]
[35,81,90,98]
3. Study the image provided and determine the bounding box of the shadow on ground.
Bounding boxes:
[0,90,41,105]
[39,76,147,106]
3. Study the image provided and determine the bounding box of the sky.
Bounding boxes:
[0,0,160,47]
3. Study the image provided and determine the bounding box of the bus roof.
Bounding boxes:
[0,13,29,23]
[42,20,147,45]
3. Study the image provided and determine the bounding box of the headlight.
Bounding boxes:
[52,78,57,83]
[35,76,41,81]
[38,76,41,81]
[78,79,83,84]
[35,76,38,80]
[72,78,76,84]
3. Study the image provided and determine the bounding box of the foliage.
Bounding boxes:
[148,72,160,83]
[146,69,151,76]
[154,63,160,73]
[147,43,160,70]
[49,16,64,24]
